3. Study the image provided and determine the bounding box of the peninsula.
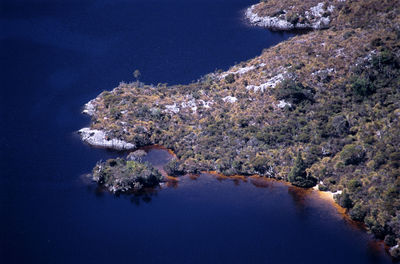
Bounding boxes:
[80,0,400,258]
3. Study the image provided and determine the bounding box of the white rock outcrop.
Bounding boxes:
[220,65,256,79]
[78,127,135,150]
[165,103,180,114]
[245,6,293,30]
[222,96,238,103]
[82,100,96,116]
[277,100,292,108]
[246,73,285,92]
[245,3,334,30]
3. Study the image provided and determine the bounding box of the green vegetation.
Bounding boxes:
[85,0,400,256]
[224,73,235,84]
[163,158,185,176]
[288,152,317,188]
[93,158,162,193]
[275,79,314,105]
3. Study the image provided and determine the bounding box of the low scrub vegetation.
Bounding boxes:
[86,0,400,256]
[92,158,162,193]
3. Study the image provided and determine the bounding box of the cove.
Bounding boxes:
[0,0,394,263]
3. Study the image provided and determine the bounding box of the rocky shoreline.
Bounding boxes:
[78,127,136,150]
[79,0,400,258]
[245,2,334,30]
[79,99,136,150]
[92,156,162,193]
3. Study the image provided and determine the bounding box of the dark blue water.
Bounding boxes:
[0,0,393,263]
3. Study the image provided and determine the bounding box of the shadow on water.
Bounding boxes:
[85,179,161,207]
[82,145,175,205]
[80,144,395,262]
[2,0,396,262]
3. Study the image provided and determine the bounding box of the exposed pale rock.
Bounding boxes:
[245,6,293,30]
[246,3,334,30]
[277,100,291,108]
[82,100,96,116]
[199,100,213,109]
[165,103,180,114]
[222,96,238,103]
[165,99,214,115]
[246,73,285,92]
[181,99,197,112]
[78,127,135,150]
[220,65,256,79]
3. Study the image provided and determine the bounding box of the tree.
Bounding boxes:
[288,152,307,183]
[288,151,317,188]
[338,190,353,209]
[224,73,235,84]
[163,158,185,176]
[133,69,141,81]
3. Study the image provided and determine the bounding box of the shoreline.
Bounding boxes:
[79,100,136,150]
[78,0,400,258]
[244,3,333,31]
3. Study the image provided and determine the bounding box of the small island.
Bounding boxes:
[92,157,163,193]
[80,0,400,258]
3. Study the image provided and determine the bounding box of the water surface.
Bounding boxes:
[0,0,393,263]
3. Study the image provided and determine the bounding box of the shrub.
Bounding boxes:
[351,76,375,97]
[389,152,400,168]
[92,158,162,193]
[349,202,366,221]
[224,74,235,84]
[252,156,270,175]
[287,13,299,24]
[275,79,314,104]
[348,179,362,191]
[372,151,386,169]
[331,115,350,136]
[339,144,365,165]
[288,152,317,188]
[288,152,307,182]
[384,234,397,247]
[318,185,329,191]
[163,158,185,176]
[338,190,353,209]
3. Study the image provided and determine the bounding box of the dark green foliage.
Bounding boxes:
[339,144,365,165]
[351,49,399,100]
[288,152,306,182]
[384,234,397,247]
[93,158,162,193]
[338,190,353,209]
[330,115,350,136]
[224,73,235,84]
[163,158,185,176]
[288,152,316,188]
[287,13,299,24]
[351,76,375,97]
[348,179,362,192]
[252,156,271,175]
[389,152,400,168]
[318,185,329,191]
[372,151,386,169]
[349,202,367,221]
[275,79,314,104]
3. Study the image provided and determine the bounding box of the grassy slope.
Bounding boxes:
[85,0,400,256]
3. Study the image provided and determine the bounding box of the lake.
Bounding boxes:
[0,0,393,263]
